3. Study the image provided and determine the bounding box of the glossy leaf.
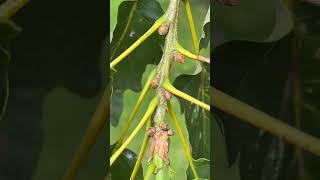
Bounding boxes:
[110,144,143,180]
[186,158,210,180]
[110,66,190,179]
[110,0,164,126]
[174,63,210,159]
[212,113,240,180]
[200,7,210,49]
[110,0,133,42]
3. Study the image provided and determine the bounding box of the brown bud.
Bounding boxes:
[160,122,169,131]
[174,51,184,64]
[164,90,172,100]
[147,127,156,137]
[150,79,159,89]
[158,23,169,35]
[167,129,174,136]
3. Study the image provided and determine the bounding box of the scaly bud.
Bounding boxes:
[164,90,172,100]
[150,78,159,89]
[147,127,156,137]
[158,22,169,35]
[174,51,185,64]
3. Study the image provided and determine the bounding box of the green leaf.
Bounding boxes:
[263,0,293,42]
[110,0,134,42]
[186,158,210,180]
[200,7,210,49]
[212,0,293,47]
[110,0,164,126]
[212,113,240,180]
[111,66,190,179]
[110,144,144,180]
[33,88,106,180]
[174,64,210,159]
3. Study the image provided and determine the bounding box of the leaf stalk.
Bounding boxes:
[212,86,320,156]
[113,69,156,152]
[176,43,210,64]
[182,0,199,54]
[63,84,110,180]
[168,102,199,179]
[110,97,158,166]
[110,15,167,69]
[129,118,152,180]
[163,80,210,111]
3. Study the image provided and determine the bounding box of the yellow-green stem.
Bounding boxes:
[114,69,156,151]
[63,84,110,180]
[130,118,151,180]
[163,80,210,111]
[110,15,167,69]
[110,1,138,60]
[168,102,199,179]
[183,0,199,54]
[212,86,320,156]
[176,43,210,64]
[144,162,156,180]
[110,97,158,166]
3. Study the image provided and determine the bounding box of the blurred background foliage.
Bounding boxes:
[213,0,320,180]
[110,0,210,179]
[0,0,107,179]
